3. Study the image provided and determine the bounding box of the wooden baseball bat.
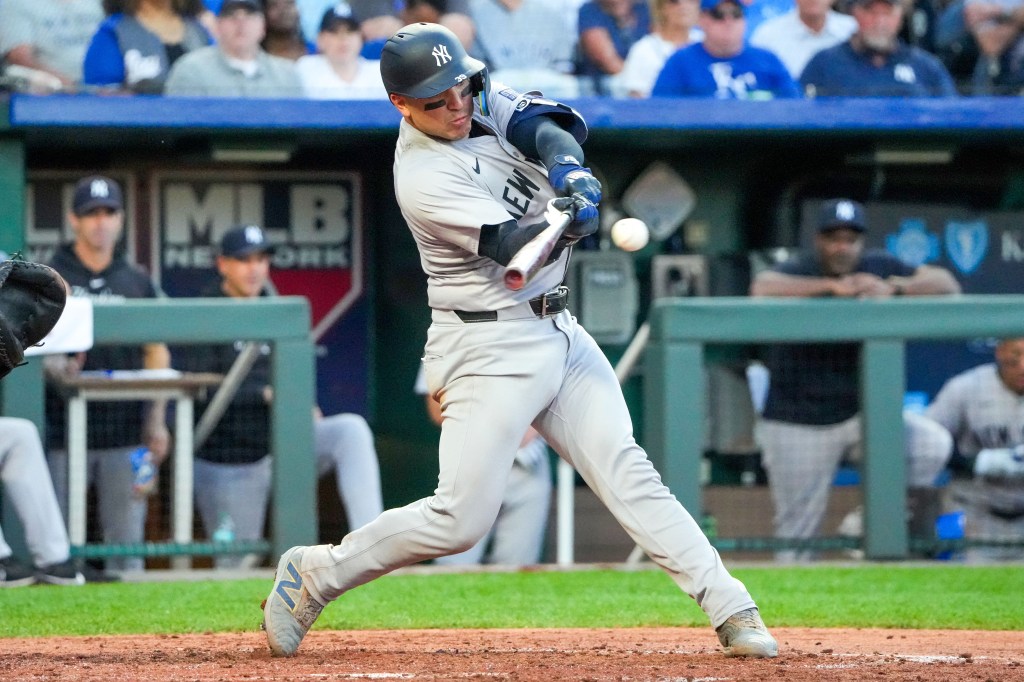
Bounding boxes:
[503,200,574,291]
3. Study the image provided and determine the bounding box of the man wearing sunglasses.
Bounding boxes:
[651,0,800,98]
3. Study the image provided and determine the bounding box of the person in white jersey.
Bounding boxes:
[262,21,778,660]
[927,338,1024,561]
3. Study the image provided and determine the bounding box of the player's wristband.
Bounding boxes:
[547,154,589,191]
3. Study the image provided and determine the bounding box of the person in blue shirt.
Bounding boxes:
[800,0,958,96]
[83,0,213,94]
[577,0,652,96]
[650,0,799,98]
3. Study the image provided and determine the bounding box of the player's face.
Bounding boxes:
[815,227,864,275]
[995,339,1024,395]
[217,251,271,298]
[69,207,124,257]
[390,82,475,141]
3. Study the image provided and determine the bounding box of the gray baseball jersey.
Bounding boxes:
[393,84,575,311]
[928,363,1024,515]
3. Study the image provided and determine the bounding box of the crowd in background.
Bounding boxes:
[0,0,1021,100]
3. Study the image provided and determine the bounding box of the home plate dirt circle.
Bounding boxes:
[2,627,1022,681]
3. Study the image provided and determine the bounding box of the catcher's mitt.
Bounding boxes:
[0,258,67,379]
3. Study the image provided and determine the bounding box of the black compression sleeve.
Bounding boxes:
[478,219,549,266]
[507,116,585,168]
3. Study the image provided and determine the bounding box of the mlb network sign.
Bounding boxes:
[156,171,364,337]
[158,171,359,274]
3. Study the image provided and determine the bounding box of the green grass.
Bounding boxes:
[1,565,1021,638]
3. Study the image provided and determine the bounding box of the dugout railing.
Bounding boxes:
[0,298,317,564]
[644,294,1024,561]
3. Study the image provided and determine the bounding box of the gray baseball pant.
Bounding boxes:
[315,413,383,532]
[435,437,552,566]
[297,309,756,628]
[194,455,271,569]
[756,411,952,562]
[48,445,147,572]
[0,418,71,567]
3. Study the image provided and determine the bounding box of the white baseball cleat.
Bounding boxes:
[262,546,325,657]
[715,607,779,658]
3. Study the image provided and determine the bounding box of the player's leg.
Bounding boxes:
[194,457,272,569]
[486,440,552,565]
[314,413,383,531]
[96,446,148,573]
[903,411,953,486]
[433,530,490,565]
[264,319,562,655]
[756,418,854,562]
[533,313,769,650]
[0,418,73,569]
[902,411,954,543]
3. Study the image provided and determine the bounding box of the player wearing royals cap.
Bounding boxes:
[262,22,778,660]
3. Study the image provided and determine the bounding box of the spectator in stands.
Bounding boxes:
[43,175,171,575]
[651,0,799,98]
[577,0,653,96]
[749,198,960,562]
[296,0,475,59]
[934,0,981,89]
[749,0,857,79]
[962,0,1024,93]
[82,0,214,94]
[296,3,387,97]
[0,417,86,587]
[620,0,703,98]
[800,0,959,96]
[176,224,384,568]
[165,0,304,96]
[899,0,938,53]
[414,363,551,566]
[0,0,105,90]
[927,338,1024,561]
[469,0,580,98]
[262,0,314,60]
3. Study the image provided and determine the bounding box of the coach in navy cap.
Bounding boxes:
[818,198,867,233]
[72,175,124,216]
[219,224,275,258]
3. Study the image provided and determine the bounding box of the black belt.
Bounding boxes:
[453,286,568,323]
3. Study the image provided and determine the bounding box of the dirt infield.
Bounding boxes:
[2,627,1022,681]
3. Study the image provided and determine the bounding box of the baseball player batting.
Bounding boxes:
[262,22,778,660]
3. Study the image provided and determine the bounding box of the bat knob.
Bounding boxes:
[504,269,525,291]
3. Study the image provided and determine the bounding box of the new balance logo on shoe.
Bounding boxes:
[275,561,303,611]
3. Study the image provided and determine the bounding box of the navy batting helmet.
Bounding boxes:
[380,22,488,100]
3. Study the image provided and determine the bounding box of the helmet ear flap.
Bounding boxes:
[471,69,490,116]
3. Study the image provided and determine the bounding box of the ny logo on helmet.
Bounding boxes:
[432,44,452,66]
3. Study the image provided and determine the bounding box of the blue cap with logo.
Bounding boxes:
[73,175,124,216]
[319,2,360,32]
[818,198,867,232]
[219,224,274,258]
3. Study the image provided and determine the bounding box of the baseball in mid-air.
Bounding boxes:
[610,217,650,252]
